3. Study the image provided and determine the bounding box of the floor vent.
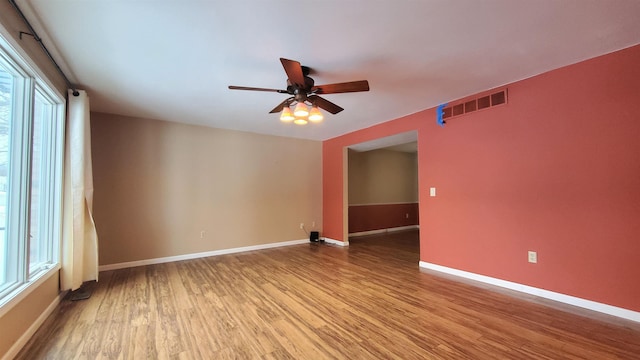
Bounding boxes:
[442,89,507,121]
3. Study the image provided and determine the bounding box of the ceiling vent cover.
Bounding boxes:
[442,89,507,121]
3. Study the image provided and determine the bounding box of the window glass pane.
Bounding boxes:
[0,68,13,287]
[29,93,49,274]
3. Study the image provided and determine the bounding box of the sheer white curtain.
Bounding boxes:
[60,90,99,291]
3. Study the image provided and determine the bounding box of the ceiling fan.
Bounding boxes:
[228,58,370,124]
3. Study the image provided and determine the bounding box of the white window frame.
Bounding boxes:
[28,84,64,278]
[0,48,33,299]
[0,26,65,317]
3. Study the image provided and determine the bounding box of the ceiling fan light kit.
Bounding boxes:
[229,58,370,126]
[293,102,309,117]
[308,105,323,122]
[281,102,322,125]
[279,106,295,122]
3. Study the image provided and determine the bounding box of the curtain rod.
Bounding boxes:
[8,0,79,96]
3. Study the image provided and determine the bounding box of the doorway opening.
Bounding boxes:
[346,131,419,254]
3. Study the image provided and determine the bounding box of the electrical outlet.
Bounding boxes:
[528,251,537,263]
[200,230,205,239]
[405,213,409,219]
[312,221,315,228]
[300,223,304,229]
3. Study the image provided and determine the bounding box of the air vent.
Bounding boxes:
[464,100,476,112]
[491,91,506,106]
[477,95,490,110]
[441,89,507,121]
[452,104,464,116]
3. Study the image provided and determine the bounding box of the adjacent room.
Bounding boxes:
[347,132,419,240]
[1,1,640,359]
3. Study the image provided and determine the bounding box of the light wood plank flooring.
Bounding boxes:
[16,230,640,359]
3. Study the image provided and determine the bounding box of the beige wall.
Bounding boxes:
[0,2,67,94]
[0,6,66,359]
[0,274,59,357]
[91,112,323,266]
[348,148,418,205]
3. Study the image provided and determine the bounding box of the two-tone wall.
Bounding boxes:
[91,113,322,267]
[323,45,640,314]
[348,148,418,234]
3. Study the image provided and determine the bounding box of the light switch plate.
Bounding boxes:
[429,187,436,197]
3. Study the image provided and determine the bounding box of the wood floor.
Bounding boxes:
[16,230,640,359]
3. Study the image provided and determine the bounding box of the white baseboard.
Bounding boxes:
[2,292,65,360]
[322,237,349,246]
[99,238,310,272]
[349,225,419,237]
[419,261,640,323]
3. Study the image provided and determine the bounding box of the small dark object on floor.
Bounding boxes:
[70,289,92,301]
[310,231,319,242]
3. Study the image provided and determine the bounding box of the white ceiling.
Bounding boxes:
[19,0,640,141]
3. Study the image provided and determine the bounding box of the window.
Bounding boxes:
[28,89,62,277]
[0,32,64,310]
[0,68,11,288]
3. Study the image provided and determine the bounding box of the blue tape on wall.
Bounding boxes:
[437,103,447,127]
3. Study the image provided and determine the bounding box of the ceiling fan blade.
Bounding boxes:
[229,85,287,93]
[280,58,306,88]
[308,95,344,114]
[312,80,370,94]
[269,97,294,113]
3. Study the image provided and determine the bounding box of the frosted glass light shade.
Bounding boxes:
[293,102,309,117]
[293,118,308,125]
[308,105,323,122]
[280,106,294,122]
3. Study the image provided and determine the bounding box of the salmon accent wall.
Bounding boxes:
[322,44,640,312]
[349,203,419,233]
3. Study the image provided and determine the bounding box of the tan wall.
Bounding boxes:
[0,2,67,94]
[348,148,418,205]
[91,112,323,266]
[0,274,59,358]
[0,7,66,359]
